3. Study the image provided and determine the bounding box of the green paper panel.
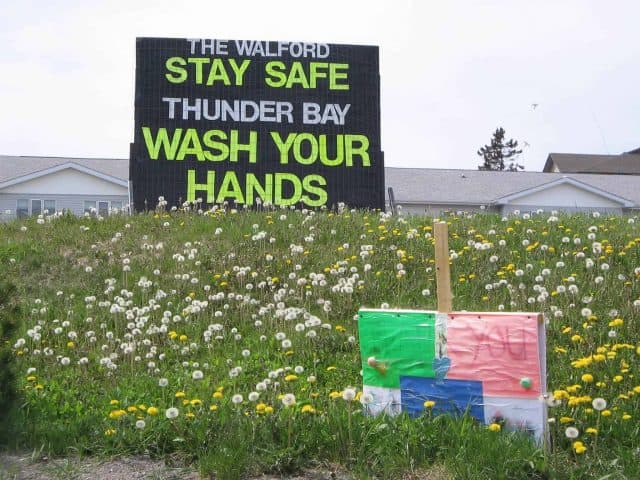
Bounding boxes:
[358,309,437,388]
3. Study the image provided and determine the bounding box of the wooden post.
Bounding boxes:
[434,221,453,312]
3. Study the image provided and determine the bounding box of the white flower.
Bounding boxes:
[342,388,356,401]
[192,370,204,380]
[565,427,579,439]
[60,357,71,366]
[231,394,243,404]
[281,393,296,407]
[165,407,179,419]
[360,392,374,405]
[159,378,169,387]
[592,398,607,411]
[307,375,316,383]
[248,392,260,402]
[281,339,292,349]
[135,420,146,429]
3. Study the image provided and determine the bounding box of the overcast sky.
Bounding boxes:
[1,0,638,171]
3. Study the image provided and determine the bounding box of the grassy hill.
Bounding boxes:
[1,207,639,479]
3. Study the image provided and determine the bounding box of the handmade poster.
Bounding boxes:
[358,309,547,441]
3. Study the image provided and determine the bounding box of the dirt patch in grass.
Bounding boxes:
[0,454,198,480]
[0,454,451,479]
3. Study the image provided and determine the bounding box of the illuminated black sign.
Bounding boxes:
[130,37,383,210]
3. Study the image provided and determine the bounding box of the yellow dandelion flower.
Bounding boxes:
[601,410,612,417]
[301,405,316,414]
[127,406,138,413]
[284,374,298,382]
[573,441,587,454]
[147,407,159,416]
[108,409,127,420]
[110,399,120,406]
[488,423,501,432]
[560,416,574,424]
[212,391,223,399]
[175,391,186,398]
[424,400,436,408]
[209,405,218,412]
[104,428,117,436]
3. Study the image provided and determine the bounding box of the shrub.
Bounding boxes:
[0,280,20,442]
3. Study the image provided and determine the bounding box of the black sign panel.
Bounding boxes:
[130,38,384,210]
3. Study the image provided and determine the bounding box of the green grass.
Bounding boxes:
[1,207,640,479]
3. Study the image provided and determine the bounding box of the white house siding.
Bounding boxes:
[500,204,623,216]
[0,193,128,221]
[395,203,499,217]
[1,168,127,196]
[504,183,623,209]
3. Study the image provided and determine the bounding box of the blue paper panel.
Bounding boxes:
[400,376,485,422]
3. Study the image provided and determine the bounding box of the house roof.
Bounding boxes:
[385,167,640,207]
[0,155,129,183]
[543,152,640,174]
[3,155,640,208]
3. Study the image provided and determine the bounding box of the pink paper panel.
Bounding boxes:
[445,313,542,398]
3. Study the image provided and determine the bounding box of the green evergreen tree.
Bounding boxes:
[477,127,524,171]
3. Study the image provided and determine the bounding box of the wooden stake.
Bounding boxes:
[434,221,453,312]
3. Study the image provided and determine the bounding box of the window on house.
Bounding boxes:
[84,200,96,214]
[31,199,42,216]
[98,201,109,216]
[17,199,29,218]
[43,199,56,214]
